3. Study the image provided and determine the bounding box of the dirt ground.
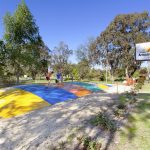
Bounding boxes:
[0,85,131,150]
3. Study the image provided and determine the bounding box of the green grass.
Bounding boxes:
[139,82,150,93]
[114,83,150,150]
[0,78,114,89]
[0,79,55,88]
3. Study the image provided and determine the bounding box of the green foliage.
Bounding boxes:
[75,38,102,81]
[0,40,6,76]
[114,68,125,78]
[114,92,137,118]
[72,65,79,80]
[76,38,99,67]
[78,60,90,80]
[51,41,73,71]
[90,112,116,131]
[99,71,106,81]
[67,133,75,143]
[119,95,127,105]
[77,136,102,150]
[134,69,147,91]
[139,68,147,75]
[96,12,150,78]
[118,92,137,106]
[114,78,124,82]
[3,1,47,83]
[114,109,125,117]
[133,70,140,78]
[135,77,146,91]
[83,137,101,150]
[118,94,129,108]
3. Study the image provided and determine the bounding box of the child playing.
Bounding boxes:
[56,70,63,85]
[45,71,54,86]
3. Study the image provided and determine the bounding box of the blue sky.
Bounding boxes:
[0,0,150,63]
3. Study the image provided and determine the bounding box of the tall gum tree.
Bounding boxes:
[3,0,44,83]
[96,12,150,79]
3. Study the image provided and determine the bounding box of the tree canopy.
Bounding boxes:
[50,41,73,72]
[3,0,48,82]
[95,12,150,78]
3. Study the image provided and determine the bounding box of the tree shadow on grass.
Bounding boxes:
[97,91,150,150]
[106,92,150,150]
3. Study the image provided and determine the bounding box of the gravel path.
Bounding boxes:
[0,85,131,150]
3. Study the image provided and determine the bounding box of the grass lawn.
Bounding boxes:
[140,82,150,93]
[0,79,114,89]
[0,79,55,88]
[114,83,150,150]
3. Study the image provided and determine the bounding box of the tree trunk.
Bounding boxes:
[31,72,36,80]
[111,72,114,83]
[16,72,20,84]
[105,58,109,83]
[125,66,129,79]
[15,64,20,84]
[106,68,108,83]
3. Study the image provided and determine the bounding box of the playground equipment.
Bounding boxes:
[0,82,110,118]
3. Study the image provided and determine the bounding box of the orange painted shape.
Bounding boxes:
[69,87,91,97]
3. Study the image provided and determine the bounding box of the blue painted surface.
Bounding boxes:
[15,84,78,104]
[70,82,101,92]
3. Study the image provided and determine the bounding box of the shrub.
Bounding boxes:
[139,68,147,75]
[114,78,124,82]
[118,92,137,106]
[77,136,102,150]
[133,70,140,78]
[117,95,128,108]
[99,73,105,81]
[134,74,146,91]
[90,112,116,131]
[114,109,125,117]
[117,104,126,109]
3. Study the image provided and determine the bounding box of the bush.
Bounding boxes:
[99,73,105,81]
[114,95,127,117]
[114,109,125,117]
[114,78,124,82]
[134,74,146,91]
[90,112,116,131]
[0,75,16,86]
[117,103,126,109]
[139,68,147,75]
[116,95,127,110]
[77,136,102,150]
[133,70,140,78]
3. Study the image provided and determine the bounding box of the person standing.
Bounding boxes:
[56,70,63,85]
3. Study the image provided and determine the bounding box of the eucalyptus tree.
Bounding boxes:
[50,41,73,74]
[3,0,45,83]
[76,38,101,80]
[76,38,99,67]
[96,12,150,78]
[0,40,6,76]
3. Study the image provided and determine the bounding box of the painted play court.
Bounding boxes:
[0,82,111,118]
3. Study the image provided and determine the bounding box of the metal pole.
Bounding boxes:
[106,64,108,83]
[147,61,150,83]
[117,81,118,94]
